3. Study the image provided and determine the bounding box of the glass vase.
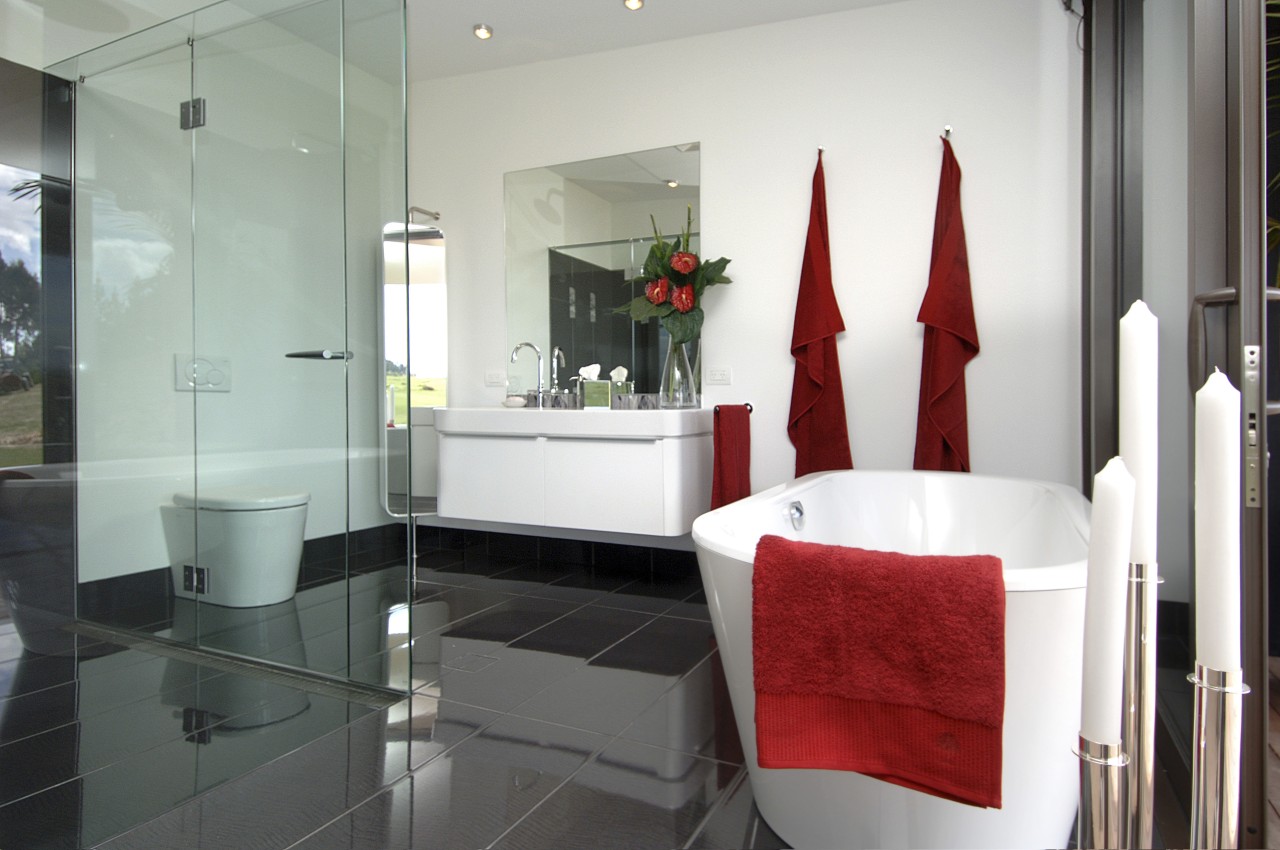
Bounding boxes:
[659,337,698,409]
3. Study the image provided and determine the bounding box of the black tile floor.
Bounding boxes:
[0,540,788,849]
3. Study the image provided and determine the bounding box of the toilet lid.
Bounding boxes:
[173,487,310,510]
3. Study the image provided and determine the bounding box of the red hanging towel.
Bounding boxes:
[710,404,752,510]
[788,150,854,477]
[914,138,979,472]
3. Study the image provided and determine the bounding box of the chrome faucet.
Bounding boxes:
[510,342,544,408]
[550,346,566,392]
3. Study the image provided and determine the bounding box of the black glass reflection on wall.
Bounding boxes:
[548,249,660,393]
[0,58,76,656]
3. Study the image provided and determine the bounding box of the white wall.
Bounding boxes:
[412,0,1084,495]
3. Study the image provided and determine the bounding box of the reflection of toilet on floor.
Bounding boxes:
[162,598,311,733]
[162,486,309,608]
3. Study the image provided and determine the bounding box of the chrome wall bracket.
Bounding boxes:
[180,97,206,130]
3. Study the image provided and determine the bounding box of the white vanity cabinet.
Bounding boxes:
[434,408,713,536]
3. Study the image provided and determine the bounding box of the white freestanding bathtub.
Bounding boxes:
[691,470,1091,850]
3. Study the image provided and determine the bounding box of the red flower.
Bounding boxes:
[645,277,669,305]
[671,284,695,313]
[670,252,699,274]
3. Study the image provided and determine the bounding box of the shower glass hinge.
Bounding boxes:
[183,564,209,595]
[179,97,206,130]
[182,708,212,744]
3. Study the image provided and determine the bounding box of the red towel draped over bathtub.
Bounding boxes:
[752,535,1006,809]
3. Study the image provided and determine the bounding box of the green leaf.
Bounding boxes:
[700,257,732,281]
[624,296,672,322]
[662,308,704,344]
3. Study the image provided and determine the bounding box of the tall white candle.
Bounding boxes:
[1080,456,1136,745]
[1194,369,1242,671]
[1119,300,1158,565]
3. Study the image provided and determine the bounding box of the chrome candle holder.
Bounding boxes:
[1076,736,1129,850]
[1123,561,1161,848]
[1187,664,1250,849]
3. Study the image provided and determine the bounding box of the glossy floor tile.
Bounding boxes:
[0,540,786,849]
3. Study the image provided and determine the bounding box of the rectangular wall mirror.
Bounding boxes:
[380,217,446,516]
[504,143,700,401]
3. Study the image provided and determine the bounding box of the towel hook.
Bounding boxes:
[713,403,753,414]
[942,125,952,139]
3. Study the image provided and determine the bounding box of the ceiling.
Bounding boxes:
[404,0,898,83]
[9,0,899,81]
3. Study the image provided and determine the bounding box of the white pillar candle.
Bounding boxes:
[1119,300,1158,565]
[1194,369,1242,671]
[1080,456,1136,745]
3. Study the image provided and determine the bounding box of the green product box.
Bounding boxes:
[582,380,611,408]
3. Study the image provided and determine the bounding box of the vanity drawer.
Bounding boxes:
[544,437,665,534]
[436,433,545,525]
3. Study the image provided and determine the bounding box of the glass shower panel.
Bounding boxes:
[55,0,410,702]
[343,0,414,693]
[188,1,350,672]
[70,42,198,627]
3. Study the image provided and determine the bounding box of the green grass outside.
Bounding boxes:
[0,383,43,468]
[386,375,447,424]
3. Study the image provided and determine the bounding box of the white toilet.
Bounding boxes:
[165,486,310,608]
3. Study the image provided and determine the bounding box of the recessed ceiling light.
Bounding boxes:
[665,179,680,188]
[473,23,493,40]
[624,0,644,9]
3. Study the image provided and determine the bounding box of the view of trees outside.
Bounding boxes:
[0,162,42,467]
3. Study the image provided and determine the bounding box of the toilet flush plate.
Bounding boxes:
[175,354,232,392]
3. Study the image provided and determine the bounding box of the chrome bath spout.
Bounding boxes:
[510,342,544,408]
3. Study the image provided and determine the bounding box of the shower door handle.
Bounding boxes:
[285,349,353,361]
[1186,286,1236,391]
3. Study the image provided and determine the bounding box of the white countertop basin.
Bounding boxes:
[434,407,713,439]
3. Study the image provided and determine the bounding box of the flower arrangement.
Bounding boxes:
[616,208,732,344]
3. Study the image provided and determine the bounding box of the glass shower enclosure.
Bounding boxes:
[50,0,412,694]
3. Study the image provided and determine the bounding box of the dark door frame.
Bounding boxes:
[1083,1,1268,844]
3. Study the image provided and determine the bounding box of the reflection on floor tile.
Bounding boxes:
[535,566,638,604]
[590,615,715,677]
[286,779,414,850]
[508,605,651,659]
[477,561,577,595]
[585,575,707,616]
[410,713,610,850]
[618,653,743,767]
[96,704,396,850]
[687,771,790,850]
[490,737,732,850]
[0,544,778,849]
[405,694,501,771]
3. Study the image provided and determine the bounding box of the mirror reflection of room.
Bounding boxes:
[504,144,700,402]
[381,212,447,517]
[383,213,448,424]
